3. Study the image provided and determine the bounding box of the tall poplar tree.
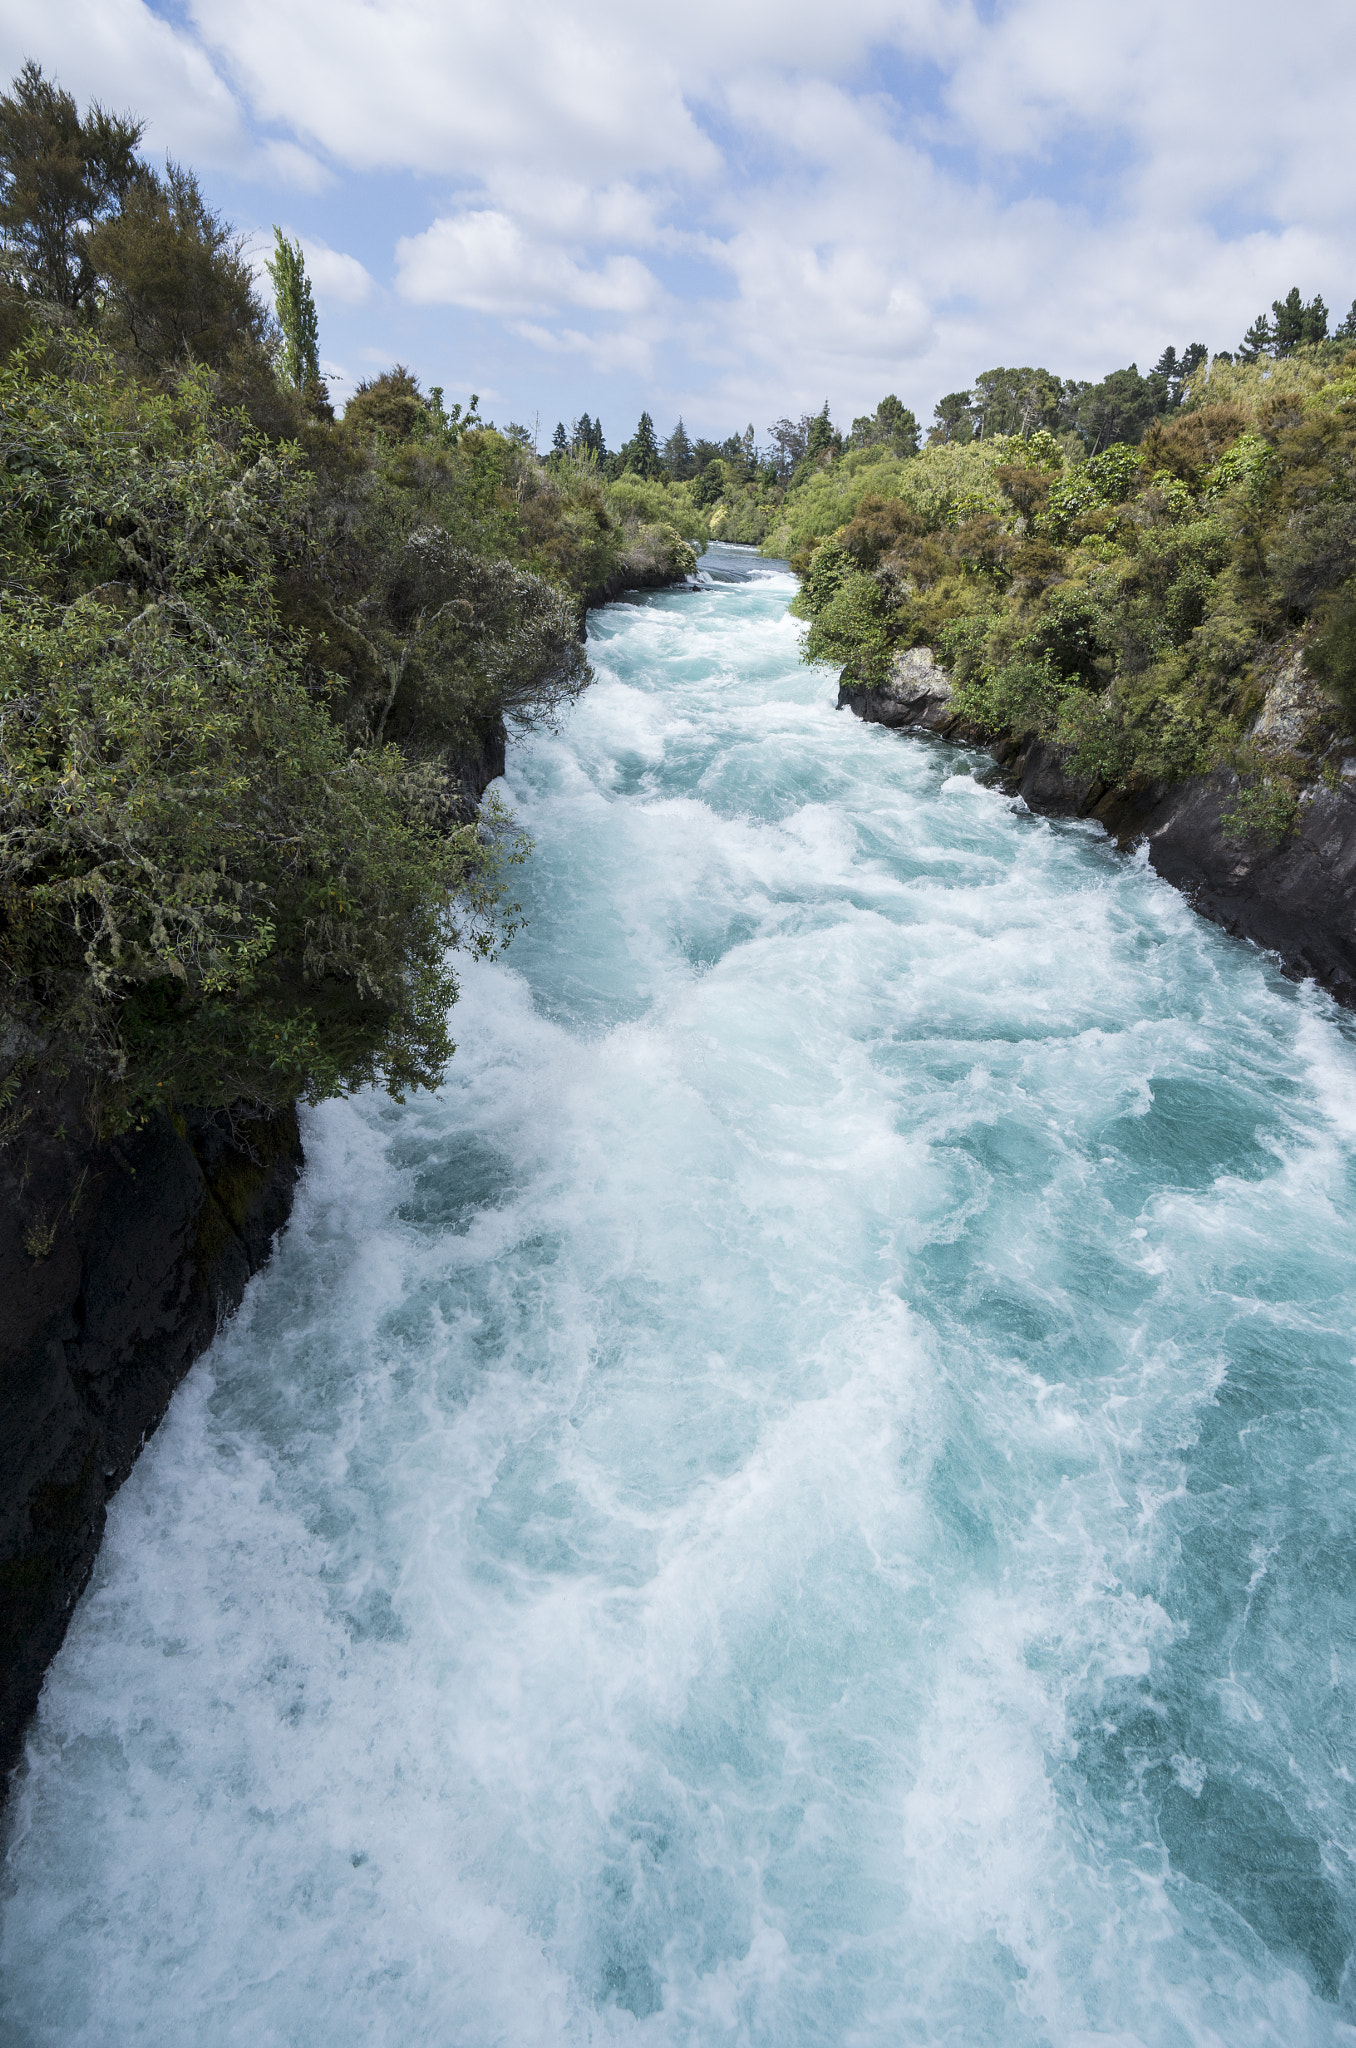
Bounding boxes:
[266,227,320,392]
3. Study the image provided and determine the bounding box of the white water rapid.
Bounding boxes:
[5,546,1356,2045]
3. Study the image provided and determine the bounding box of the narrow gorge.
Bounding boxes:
[5,550,1356,2044]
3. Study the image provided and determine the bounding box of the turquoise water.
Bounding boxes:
[5,545,1356,2045]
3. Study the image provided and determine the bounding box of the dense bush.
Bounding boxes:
[0,343,528,1130]
[790,354,1356,811]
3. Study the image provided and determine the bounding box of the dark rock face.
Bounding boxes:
[0,1099,304,1786]
[839,653,1356,1011]
[581,563,701,617]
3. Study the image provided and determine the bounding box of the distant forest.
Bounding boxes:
[548,285,1356,491]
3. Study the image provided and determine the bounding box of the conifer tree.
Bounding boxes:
[663,416,695,479]
[266,227,320,393]
[622,410,662,477]
[1239,312,1274,362]
[551,421,568,457]
[1271,287,1306,355]
[1302,294,1329,346]
[805,401,836,460]
[930,391,975,443]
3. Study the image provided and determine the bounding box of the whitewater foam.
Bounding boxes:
[5,545,1356,2045]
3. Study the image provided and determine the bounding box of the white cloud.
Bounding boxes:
[0,0,245,163]
[245,229,374,309]
[395,211,661,318]
[300,237,376,306]
[4,0,1355,430]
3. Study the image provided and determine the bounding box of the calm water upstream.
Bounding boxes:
[6,545,1356,2046]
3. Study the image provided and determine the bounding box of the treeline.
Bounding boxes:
[785,345,1356,838]
[544,396,920,493]
[0,64,701,1147]
[575,286,1356,518]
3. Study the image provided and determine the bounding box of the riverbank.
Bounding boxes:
[840,644,1356,1009]
[0,566,696,1800]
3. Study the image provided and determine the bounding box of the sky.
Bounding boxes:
[2,0,1353,448]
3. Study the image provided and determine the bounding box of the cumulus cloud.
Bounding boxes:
[300,237,376,306]
[396,211,661,318]
[245,230,374,308]
[2,0,1353,430]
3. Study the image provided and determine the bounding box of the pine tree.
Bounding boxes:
[805,401,836,461]
[1336,301,1356,342]
[266,228,320,393]
[551,421,568,457]
[1302,293,1330,346]
[930,392,974,444]
[663,416,695,479]
[1271,287,1306,356]
[623,410,661,478]
[1239,313,1274,362]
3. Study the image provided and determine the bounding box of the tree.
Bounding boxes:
[1272,287,1307,355]
[345,364,430,441]
[929,391,975,444]
[767,415,810,475]
[1336,301,1356,342]
[849,395,919,456]
[88,161,266,374]
[805,401,838,461]
[620,409,662,478]
[267,227,320,394]
[1239,290,1328,362]
[663,416,695,479]
[0,338,517,1126]
[970,367,1063,439]
[1146,342,1207,414]
[0,60,142,310]
[875,393,920,455]
[572,411,606,460]
[1074,365,1159,452]
[1302,294,1329,346]
[1239,312,1274,361]
[551,421,568,457]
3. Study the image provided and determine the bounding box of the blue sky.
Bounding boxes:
[3,0,1353,448]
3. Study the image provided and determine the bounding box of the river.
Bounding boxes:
[5,544,1356,2045]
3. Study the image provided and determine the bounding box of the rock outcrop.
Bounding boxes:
[0,1100,303,1784]
[840,645,1356,1009]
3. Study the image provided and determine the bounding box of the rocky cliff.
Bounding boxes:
[840,645,1356,1009]
[0,1098,303,1785]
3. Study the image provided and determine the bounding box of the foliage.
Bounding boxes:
[1238,288,1332,361]
[848,395,919,458]
[267,228,320,396]
[0,342,520,1130]
[1304,580,1356,722]
[89,161,268,378]
[0,61,142,312]
[619,410,663,479]
[1219,772,1301,844]
[789,347,1356,807]
[662,417,695,479]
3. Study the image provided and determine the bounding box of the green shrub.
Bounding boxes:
[0,341,523,1130]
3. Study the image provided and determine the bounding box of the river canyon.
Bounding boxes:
[4,546,1356,2045]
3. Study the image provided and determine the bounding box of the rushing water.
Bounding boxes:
[6,546,1356,2046]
